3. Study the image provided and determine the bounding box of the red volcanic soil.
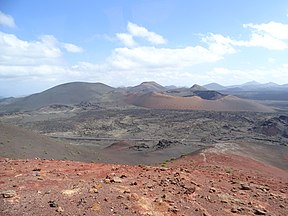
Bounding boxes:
[126,92,274,112]
[1,150,287,215]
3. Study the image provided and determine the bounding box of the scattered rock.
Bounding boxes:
[240,183,251,190]
[91,203,101,211]
[168,206,179,213]
[155,139,179,150]
[209,187,216,193]
[146,184,154,189]
[103,178,111,184]
[117,195,124,199]
[130,181,137,186]
[123,189,131,194]
[112,177,123,183]
[56,206,64,212]
[256,185,269,192]
[127,193,139,201]
[160,167,169,171]
[254,208,267,215]
[184,187,196,195]
[89,188,98,193]
[61,188,79,196]
[77,198,87,206]
[231,207,243,213]
[48,200,58,208]
[1,190,16,198]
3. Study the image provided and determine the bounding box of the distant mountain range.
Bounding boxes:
[204,81,288,91]
[1,81,286,113]
[203,81,288,101]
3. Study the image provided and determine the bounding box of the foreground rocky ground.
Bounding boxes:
[1,145,287,216]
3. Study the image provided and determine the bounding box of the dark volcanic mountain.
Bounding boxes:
[190,84,207,91]
[0,82,115,113]
[191,90,226,100]
[203,81,288,101]
[165,84,226,100]
[128,81,166,93]
[204,83,226,91]
[0,81,277,113]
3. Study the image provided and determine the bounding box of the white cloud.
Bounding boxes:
[117,22,167,46]
[127,22,166,45]
[244,22,288,40]
[0,11,16,28]
[240,22,288,50]
[0,31,85,67]
[0,31,86,92]
[202,34,236,55]
[239,33,288,50]
[63,43,83,53]
[0,32,62,66]
[112,22,235,71]
[116,33,136,47]
[109,46,223,70]
[203,21,288,51]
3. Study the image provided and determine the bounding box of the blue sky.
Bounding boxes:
[0,0,288,96]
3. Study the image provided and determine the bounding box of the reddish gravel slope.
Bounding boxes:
[1,149,287,216]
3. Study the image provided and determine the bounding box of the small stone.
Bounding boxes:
[209,187,216,193]
[103,179,111,184]
[130,181,137,186]
[147,184,154,189]
[239,183,251,190]
[123,189,131,194]
[91,203,101,211]
[112,177,122,183]
[89,188,98,193]
[254,208,266,215]
[168,206,179,213]
[48,200,58,208]
[56,206,64,212]
[184,187,196,195]
[1,190,16,198]
[117,195,124,199]
[111,166,118,171]
[127,193,139,201]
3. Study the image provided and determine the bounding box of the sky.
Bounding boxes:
[0,0,288,96]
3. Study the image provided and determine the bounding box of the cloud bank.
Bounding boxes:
[0,12,288,96]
